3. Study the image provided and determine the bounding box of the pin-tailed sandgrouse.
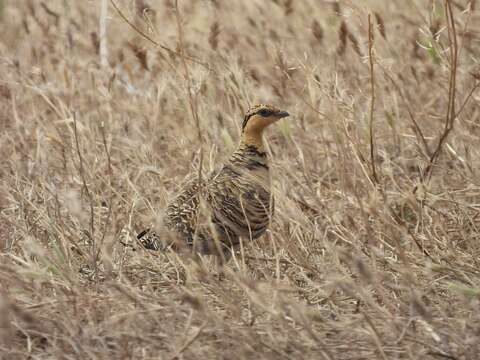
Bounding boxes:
[137,104,290,259]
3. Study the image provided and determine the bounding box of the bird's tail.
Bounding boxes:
[136,229,162,251]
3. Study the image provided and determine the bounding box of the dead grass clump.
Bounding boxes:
[1,0,480,359]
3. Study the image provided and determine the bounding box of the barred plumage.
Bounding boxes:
[137,104,289,258]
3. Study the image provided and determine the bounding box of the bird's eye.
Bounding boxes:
[258,109,271,117]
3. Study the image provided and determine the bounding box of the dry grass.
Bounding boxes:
[1,0,480,359]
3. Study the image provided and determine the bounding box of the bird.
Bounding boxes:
[137,104,290,261]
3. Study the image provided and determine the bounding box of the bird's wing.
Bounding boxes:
[164,172,205,245]
[206,165,272,242]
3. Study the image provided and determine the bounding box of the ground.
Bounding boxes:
[1,1,480,359]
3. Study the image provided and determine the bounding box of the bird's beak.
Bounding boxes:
[276,110,290,119]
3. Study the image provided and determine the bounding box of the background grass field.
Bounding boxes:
[1,0,480,358]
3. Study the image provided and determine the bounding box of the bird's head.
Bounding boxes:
[242,104,290,135]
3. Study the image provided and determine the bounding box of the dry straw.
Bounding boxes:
[1,0,480,359]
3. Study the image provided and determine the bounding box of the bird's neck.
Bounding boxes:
[240,130,265,152]
[225,128,271,176]
[228,133,269,171]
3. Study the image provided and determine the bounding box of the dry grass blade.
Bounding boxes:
[374,12,386,39]
[367,13,378,185]
[311,19,324,43]
[72,112,98,277]
[423,0,460,183]
[337,20,348,55]
[1,1,480,359]
[208,21,220,50]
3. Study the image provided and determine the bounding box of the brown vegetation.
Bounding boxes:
[1,0,480,358]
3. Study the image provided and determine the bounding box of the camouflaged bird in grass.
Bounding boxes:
[137,104,290,260]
